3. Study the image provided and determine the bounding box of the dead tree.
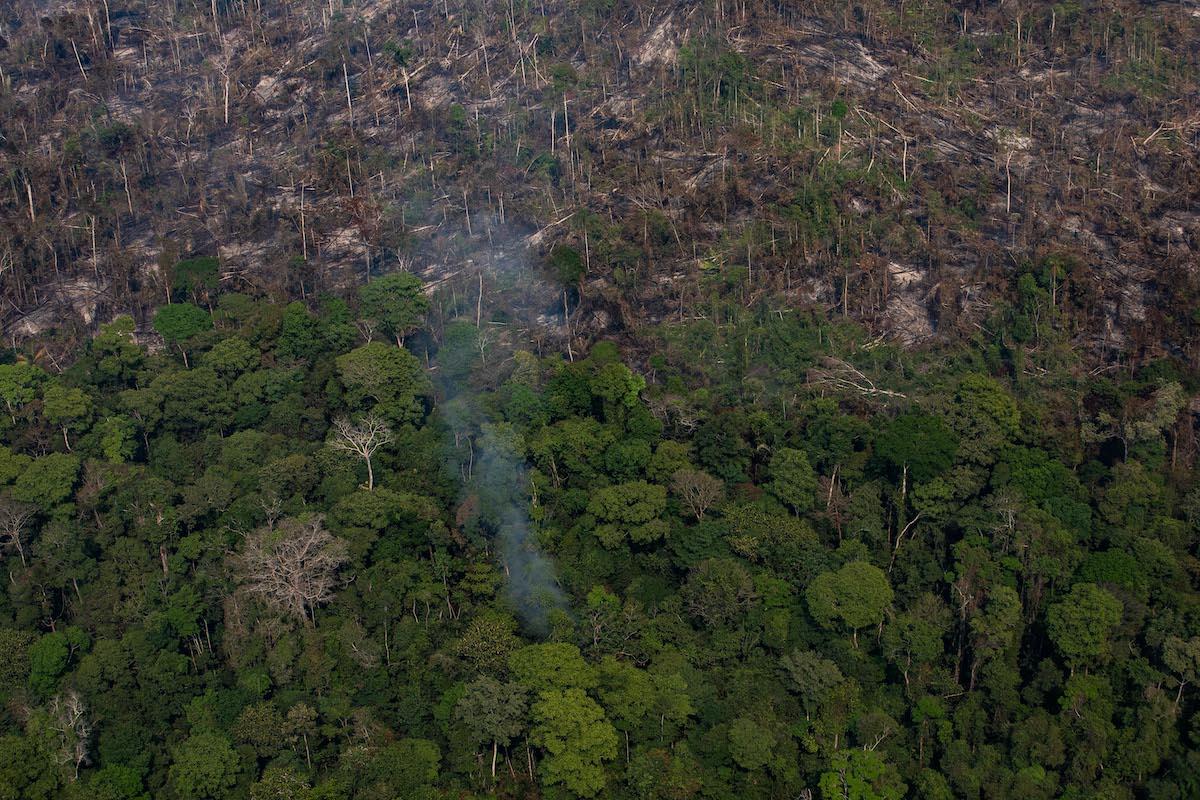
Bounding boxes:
[670,468,724,521]
[49,689,91,781]
[0,496,35,568]
[328,414,394,491]
[236,516,348,626]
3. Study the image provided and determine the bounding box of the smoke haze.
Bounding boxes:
[431,239,568,637]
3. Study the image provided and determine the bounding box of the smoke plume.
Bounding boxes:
[430,239,568,636]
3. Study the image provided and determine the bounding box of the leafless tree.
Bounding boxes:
[807,358,907,401]
[236,516,348,626]
[0,495,35,567]
[49,689,91,780]
[671,468,724,521]
[328,414,393,491]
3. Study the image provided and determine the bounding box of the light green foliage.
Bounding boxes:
[818,748,906,800]
[647,439,692,483]
[806,561,893,638]
[587,480,667,548]
[89,316,144,387]
[12,453,80,510]
[357,272,429,343]
[335,341,430,422]
[153,303,212,344]
[951,374,1020,467]
[202,336,259,377]
[0,447,32,485]
[1163,636,1200,689]
[530,688,618,798]
[96,416,137,463]
[590,362,645,420]
[85,765,151,800]
[1047,583,1123,670]
[0,362,45,423]
[42,383,92,441]
[596,656,654,731]
[510,643,597,691]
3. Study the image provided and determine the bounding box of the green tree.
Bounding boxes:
[1163,635,1200,708]
[454,678,528,776]
[336,342,430,423]
[87,316,144,388]
[12,453,81,511]
[874,413,958,485]
[768,447,818,515]
[510,643,597,691]
[95,416,137,463]
[28,628,89,696]
[880,594,949,692]
[587,481,667,548]
[806,561,893,647]
[359,739,440,799]
[728,717,774,771]
[682,558,758,627]
[781,649,844,718]
[530,687,619,798]
[42,383,92,451]
[232,702,288,757]
[0,733,62,800]
[167,732,241,800]
[248,766,311,800]
[1046,583,1122,673]
[358,272,429,345]
[0,362,45,425]
[968,586,1022,689]
[85,765,150,800]
[276,301,321,361]
[589,362,645,423]
[818,748,906,800]
[171,256,220,304]
[153,303,212,367]
[201,337,259,377]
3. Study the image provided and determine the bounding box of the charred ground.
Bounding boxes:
[0,0,1198,366]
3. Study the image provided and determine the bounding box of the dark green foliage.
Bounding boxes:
[172,258,220,301]
[153,304,212,345]
[874,413,957,484]
[0,293,1195,800]
[357,273,429,344]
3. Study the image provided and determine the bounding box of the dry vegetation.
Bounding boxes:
[1,0,1198,367]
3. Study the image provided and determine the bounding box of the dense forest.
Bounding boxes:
[0,265,1197,799]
